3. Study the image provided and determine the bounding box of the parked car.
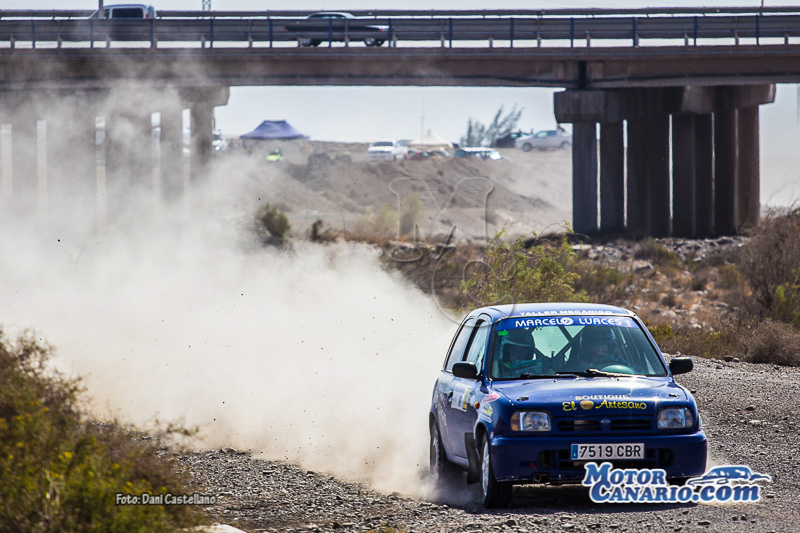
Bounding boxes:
[285,12,389,47]
[515,128,572,151]
[89,4,157,18]
[405,149,449,161]
[429,302,707,508]
[493,131,531,148]
[366,140,407,161]
[454,148,503,160]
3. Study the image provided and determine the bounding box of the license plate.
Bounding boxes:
[571,443,645,460]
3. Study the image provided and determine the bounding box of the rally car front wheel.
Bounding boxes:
[481,438,512,508]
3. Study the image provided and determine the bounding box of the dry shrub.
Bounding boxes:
[634,238,682,270]
[738,207,800,322]
[648,322,742,359]
[254,202,291,245]
[744,321,800,367]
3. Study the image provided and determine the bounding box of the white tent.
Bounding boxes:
[409,129,452,150]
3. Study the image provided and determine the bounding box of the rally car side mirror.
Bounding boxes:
[452,362,479,380]
[669,357,694,375]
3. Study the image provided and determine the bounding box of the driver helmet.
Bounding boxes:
[501,328,535,367]
[580,327,616,361]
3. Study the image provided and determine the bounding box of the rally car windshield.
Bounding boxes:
[488,316,668,380]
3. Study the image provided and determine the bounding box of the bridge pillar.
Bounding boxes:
[10,111,38,206]
[672,114,697,238]
[555,84,774,238]
[737,105,760,228]
[572,122,598,235]
[714,108,738,236]
[694,115,714,238]
[103,94,156,222]
[626,118,648,236]
[599,121,624,233]
[44,92,99,230]
[159,106,184,202]
[646,114,671,238]
[181,87,229,183]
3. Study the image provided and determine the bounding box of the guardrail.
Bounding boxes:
[2,13,800,49]
[6,7,800,19]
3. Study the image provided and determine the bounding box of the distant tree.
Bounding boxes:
[460,104,523,147]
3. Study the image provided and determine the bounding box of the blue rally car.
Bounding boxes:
[429,303,707,508]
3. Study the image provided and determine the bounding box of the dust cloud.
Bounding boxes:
[0,88,458,497]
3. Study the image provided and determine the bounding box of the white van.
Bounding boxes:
[90,4,157,19]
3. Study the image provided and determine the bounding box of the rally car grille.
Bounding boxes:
[557,418,652,432]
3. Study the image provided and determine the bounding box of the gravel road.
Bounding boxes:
[179,355,799,532]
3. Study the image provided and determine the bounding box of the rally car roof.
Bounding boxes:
[475,302,635,320]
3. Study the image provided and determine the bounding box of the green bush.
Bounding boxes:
[460,229,588,308]
[0,329,203,532]
[255,203,291,245]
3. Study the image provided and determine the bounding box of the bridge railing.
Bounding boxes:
[1,14,800,48]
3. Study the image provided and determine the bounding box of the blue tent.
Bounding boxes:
[240,120,307,140]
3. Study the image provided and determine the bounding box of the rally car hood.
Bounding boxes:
[490,377,687,415]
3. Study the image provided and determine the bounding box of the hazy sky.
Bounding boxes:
[8,1,800,162]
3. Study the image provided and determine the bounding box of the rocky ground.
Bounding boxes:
[179,355,799,533]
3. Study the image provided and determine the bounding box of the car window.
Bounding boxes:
[110,8,145,18]
[489,316,668,379]
[444,318,475,372]
[464,320,490,371]
[535,131,548,138]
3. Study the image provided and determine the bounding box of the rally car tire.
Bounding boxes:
[481,438,512,508]
[430,422,461,486]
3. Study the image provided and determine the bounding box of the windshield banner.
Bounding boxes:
[498,316,638,330]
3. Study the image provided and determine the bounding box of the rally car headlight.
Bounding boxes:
[657,407,695,429]
[511,411,551,432]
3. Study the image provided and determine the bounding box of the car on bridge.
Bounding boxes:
[89,4,157,19]
[515,128,572,151]
[429,302,707,508]
[285,12,389,47]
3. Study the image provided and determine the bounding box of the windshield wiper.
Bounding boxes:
[584,368,643,378]
[516,373,560,379]
[553,372,580,378]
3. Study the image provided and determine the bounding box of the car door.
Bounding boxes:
[436,317,475,457]
[445,317,491,459]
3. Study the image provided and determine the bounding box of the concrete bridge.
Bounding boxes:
[1,7,798,235]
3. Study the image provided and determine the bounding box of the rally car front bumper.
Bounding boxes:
[489,431,707,483]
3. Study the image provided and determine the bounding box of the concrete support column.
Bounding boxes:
[572,122,598,235]
[10,114,38,203]
[714,108,738,235]
[46,98,97,220]
[189,103,213,182]
[626,118,647,236]
[672,114,697,237]
[737,106,760,228]
[599,121,624,233]
[646,114,671,237]
[159,107,184,202]
[694,114,714,238]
